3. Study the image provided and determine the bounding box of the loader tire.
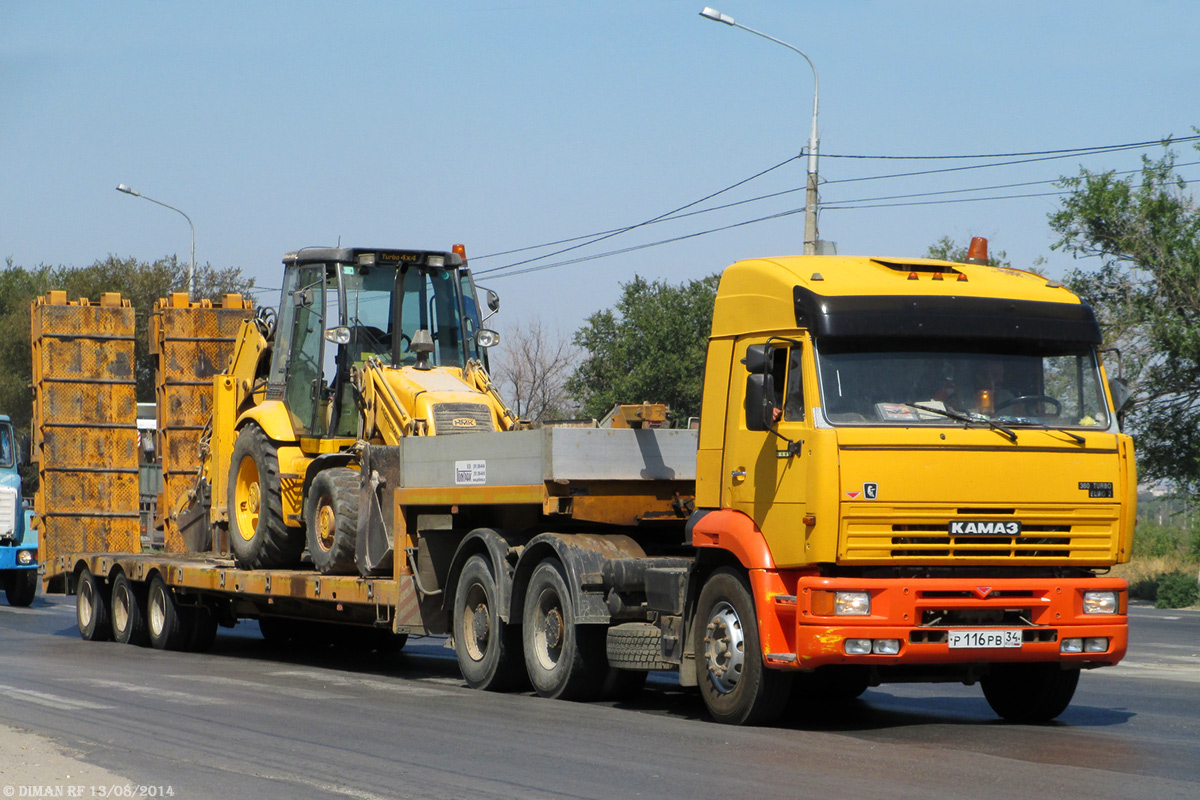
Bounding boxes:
[304,468,359,575]
[228,424,303,570]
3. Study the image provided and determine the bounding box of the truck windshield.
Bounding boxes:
[0,424,12,468]
[815,340,1110,430]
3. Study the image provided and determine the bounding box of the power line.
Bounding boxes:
[819,135,1198,161]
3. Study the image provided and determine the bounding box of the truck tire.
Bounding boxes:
[5,569,37,607]
[606,623,674,671]
[304,468,359,575]
[522,558,606,701]
[76,568,112,642]
[693,567,790,725]
[228,424,303,570]
[110,572,149,646]
[453,554,525,691]
[981,663,1080,723]
[147,575,190,651]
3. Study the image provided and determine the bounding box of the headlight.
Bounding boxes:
[1083,591,1118,614]
[835,591,871,616]
[17,549,35,565]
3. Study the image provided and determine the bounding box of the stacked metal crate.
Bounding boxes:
[151,293,255,552]
[31,292,141,568]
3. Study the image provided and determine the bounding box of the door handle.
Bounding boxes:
[730,469,747,482]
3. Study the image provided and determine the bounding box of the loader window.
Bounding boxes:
[284,265,328,435]
[344,266,398,365]
[397,267,467,367]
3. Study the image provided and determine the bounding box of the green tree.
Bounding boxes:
[925,236,1011,268]
[1048,140,1200,493]
[567,274,719,426]
[0,255,255,435]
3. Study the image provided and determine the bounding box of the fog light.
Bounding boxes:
[17,549,34,566]
[1084,637,1109,653]
[835,591,871,616]
[845,638,873,655]
[1083,591,1118,614]
[1061,638,1083,654]
[873,639,901,655]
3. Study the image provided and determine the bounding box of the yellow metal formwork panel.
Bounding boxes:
[151,293,255,552]
[31,292,141,567]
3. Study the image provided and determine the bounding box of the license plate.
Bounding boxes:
[947,629,1023,649]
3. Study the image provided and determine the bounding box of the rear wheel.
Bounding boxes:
[228,424,303,570]
[5,569,37,607]
[522,559,605,701]
[110,572,148,646]
[453,554,525,691]
[147,575,190,651]
[693,568,790,725]
[76,568,112,642]
[304,468,359,575]
[981,663,1080,723]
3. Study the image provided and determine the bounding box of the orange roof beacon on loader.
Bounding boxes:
[37,240,1134,725]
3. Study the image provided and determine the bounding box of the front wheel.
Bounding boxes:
[5,569,37,607]
[76,568,112,642]
[228,425,303,570]
[453,554,525,691]
[981,663,1080,723]
[304,468,359,575]
[522,559,605,700]
[693,568,790,725]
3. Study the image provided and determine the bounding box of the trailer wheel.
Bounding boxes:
[76,568,112,642]
[981,663,1080,723]
[522,558,605,701]
[5,569,37,607]
[147,575,190,651]
[693,568,790,725]
[304,468,359,575]
[453,554,525,691]
[110,572,149,646]
[187,606,219,652]
[229,424,303,570]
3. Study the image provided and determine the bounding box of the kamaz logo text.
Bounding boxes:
[949,521,1021,535]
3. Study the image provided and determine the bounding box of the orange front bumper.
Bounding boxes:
[750,572,1128,671]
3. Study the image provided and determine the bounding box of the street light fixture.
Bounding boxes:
[115,184,196,299]
[699,7,822,255]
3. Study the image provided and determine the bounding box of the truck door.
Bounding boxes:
[284,264,328,435]
[723,339,810,549]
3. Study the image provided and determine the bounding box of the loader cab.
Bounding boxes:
[267,247,491,438]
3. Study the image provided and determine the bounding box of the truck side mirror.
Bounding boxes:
[742,344,770,373]
[1108,377,1132,414]
[486,289,500,313]
[745,373,777,432]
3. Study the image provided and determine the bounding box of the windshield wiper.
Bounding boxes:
[1018,421,1086,445]
[905,403,1018,443]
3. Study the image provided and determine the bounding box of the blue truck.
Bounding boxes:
[0,415,37,607]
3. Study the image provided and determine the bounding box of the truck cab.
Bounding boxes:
[0,415,37,606]
[688,244,1133,723]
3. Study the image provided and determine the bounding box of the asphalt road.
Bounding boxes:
[1,594,1197,800]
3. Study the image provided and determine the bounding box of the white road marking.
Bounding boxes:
[75,678,230,705]
[0,684,114,711]
[182,674,348,700]
[269,669,456,697]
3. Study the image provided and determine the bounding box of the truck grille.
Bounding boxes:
[0,486,17,538]
[431,403,495,435]
[840,505,1120,564]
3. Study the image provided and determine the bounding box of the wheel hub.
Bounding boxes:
[542,608,564,650]
[703,601,745,694]
[471,605,491,648]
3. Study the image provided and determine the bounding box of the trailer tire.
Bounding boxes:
[229,424,303,570]
[304,468,359,575]
[693,568,790,726]
[522,558,605,701]
[453,554,525,691]
[5,569,37,607]
[187,606,219,652]
[76,568,112,642]
[111,573,149,646]
[981,663,1080,723]
[147,575,189,651]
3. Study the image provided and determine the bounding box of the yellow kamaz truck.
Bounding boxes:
[43,239,1133,726]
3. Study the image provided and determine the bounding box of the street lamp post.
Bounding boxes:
[699,7,821,255]
[115,184,196,299]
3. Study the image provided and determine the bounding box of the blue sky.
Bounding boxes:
[3,1,1197,338]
